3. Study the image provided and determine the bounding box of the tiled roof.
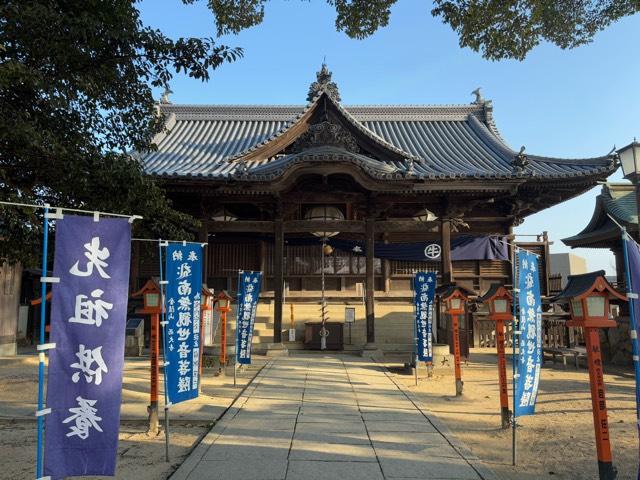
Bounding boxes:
[562,183,638,248]
[140,100,616,181]
[549,270,607,301]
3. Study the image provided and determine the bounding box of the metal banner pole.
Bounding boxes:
[148,311,160,434]
[158,241,170,462]
[36,205,50,479]
[512,251,518,466]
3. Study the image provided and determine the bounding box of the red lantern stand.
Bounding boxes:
[552,271,626,480]
[132,279,163,434]
[478,284,513,428]
[441,287,470,396]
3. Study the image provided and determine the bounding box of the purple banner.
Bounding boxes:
[44,216,131,479]
[622,234,640,479]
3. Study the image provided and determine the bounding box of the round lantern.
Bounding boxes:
[304,205,344,238]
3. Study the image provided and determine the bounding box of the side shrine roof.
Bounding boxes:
[562,183,638,249]
[138,66,616,183]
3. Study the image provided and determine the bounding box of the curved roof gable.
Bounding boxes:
[563,183,638,248]
[226,90,421,165]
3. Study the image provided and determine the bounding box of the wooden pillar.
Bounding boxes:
[274,217,284,343]
[198,222,209,285]
[382,233,391,293]
[259,240,266,273]
[130,241,140,293]
[612,247,628,316]
[365,217,375,343]
[441,217,453,285]
[612,247,626,289]
[542,231,551,296]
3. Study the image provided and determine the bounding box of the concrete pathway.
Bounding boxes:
[171,355,497,480]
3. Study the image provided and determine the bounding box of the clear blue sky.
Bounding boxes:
[139,1,640,275]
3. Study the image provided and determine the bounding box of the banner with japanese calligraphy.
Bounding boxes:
[514,250,542,417]
[236,271,263,365]
[622,234,640,478]
[413,272,437,362]
[165,243,203,405]
[44,216,131,479]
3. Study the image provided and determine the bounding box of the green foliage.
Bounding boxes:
[431,1,640,61]
[2,0,637,265]
[0,1,242,265]
[188,0,638,60]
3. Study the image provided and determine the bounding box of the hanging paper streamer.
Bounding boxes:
[413,272,437,361]
[514,250,543,416]
[44,216,131,479]
[236,271,263,365]
[165,243,203,405]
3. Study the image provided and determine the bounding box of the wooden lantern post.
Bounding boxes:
[216,290,232,374]
[478,284,513,428]
[441,286,470,396]
[551,271,626,480]
[132,279,163,435]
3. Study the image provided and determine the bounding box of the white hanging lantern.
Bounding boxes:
[304,206,345,238]
[210,207,238,222]
[413,208,438,222]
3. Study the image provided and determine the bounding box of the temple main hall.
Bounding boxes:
[134,65,617,356]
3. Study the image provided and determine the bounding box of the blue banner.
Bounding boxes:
[622,233,640,479]
[413,272,437,361]
[165,243,203,405]
[44,216,131,479]
[236,271,263,365]
[514,250,542,417]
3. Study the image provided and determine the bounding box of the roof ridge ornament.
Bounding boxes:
[307,63,341,103]
[471,88,484,104]
[513,146,530,173]
[160,87,173,104]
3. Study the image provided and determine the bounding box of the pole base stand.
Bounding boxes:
[500,407,511,429]
[455,379,464,396]
[598,461,617,480]
[361,343,385,360]
[147,403,159,435]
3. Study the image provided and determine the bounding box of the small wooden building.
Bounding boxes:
[563,182,635,364]
[0,261,21,355]
[135,65,617,354]
[563,182,635,288]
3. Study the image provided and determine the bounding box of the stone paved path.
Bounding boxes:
[171,355,497,480]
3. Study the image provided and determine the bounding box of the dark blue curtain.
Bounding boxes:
[265,235,509,261]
